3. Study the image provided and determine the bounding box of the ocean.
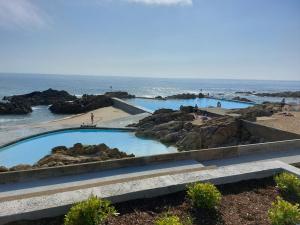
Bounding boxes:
[0,73,299,127]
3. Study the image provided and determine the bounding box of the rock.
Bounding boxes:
[49,94,113,114]
[255,91,300,98]
[134,108,194,130]
[133,108,260,151]
[0,166,9,172]
[179,106,195,113]
[105,91,135,99]
[9,164,32,171]
[3,88,76,106]
[160,132,182,144]
[0,100,32,115]
[176,132,202,150]
[35,143,134,167]
[232,96,253,103]
[235,91,255,95]
[231,103,281,121]
[166,93,205,99]
[153,108,175,114]
[51,146,68,154]
[155,96,166,100]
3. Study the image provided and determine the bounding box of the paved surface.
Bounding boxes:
[98,113,151,128]
[0,160,204,200]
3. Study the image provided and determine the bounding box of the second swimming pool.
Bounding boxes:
[0,129,177,167]
[125,97,253,112]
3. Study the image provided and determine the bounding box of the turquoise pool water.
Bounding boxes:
[126,97,253,112]
[0,129,177,167]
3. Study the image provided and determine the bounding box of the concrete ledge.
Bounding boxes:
[112,98,151,114]
[1,138,300,184]
[238,139,300,156]
[0,160,298,225]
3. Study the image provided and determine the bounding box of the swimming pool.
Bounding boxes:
[0,129,177,167]
[125,97,253,112]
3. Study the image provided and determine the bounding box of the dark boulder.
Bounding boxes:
[0,100,32,115]
[0,166,9,172]
[235,91,255,95]
[154,96,166,100]
[105,91,135,99]
[255,91,300,98]
[49,94,113,114]
[35,143,135,167]
[232,96,254,103]
[135,108,194,129]
[166,93,205,99]
[3,88,76,106]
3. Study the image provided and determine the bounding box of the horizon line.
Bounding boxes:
[1,72,300,82]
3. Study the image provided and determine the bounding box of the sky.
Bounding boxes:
[0,0,299,80]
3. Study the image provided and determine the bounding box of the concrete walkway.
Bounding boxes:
[1,145,300,223]
[1,159,300,224]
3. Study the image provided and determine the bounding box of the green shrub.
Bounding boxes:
[268,197,300,225]
[187,182,221,209]
[64,196,116,225]
[155,214,182,225]
[275,172,300,196]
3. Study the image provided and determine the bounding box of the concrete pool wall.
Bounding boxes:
[1,138,300,184]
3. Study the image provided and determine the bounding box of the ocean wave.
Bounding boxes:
[32,106,45,110]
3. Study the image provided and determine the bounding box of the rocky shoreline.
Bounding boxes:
[0,143,134,172]
[1,89,77,115]
[235,90,300,98]
[0,90,136,115]
[49,94,113,114]
[255,91,300,98]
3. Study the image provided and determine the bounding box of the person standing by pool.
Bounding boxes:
[281,98,286,111]
[90,113,94,125]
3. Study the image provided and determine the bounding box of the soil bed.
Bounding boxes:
[7,177,281,225]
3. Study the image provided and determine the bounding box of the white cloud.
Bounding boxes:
[125,0,193,6]
[0,0,47,29]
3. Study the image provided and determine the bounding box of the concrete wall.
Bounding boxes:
[242,120,300,142]
[1,138,300,184]
[112,98,150,115]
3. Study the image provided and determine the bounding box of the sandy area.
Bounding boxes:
[256,111,300,135]
[45,106,130,127]
[0,107,133,147]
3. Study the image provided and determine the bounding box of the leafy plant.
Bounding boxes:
[275,172,300,196]
[64,195,117,225]
[187,182,221,209]
[268,197,300,225]
[155,214,182,225]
